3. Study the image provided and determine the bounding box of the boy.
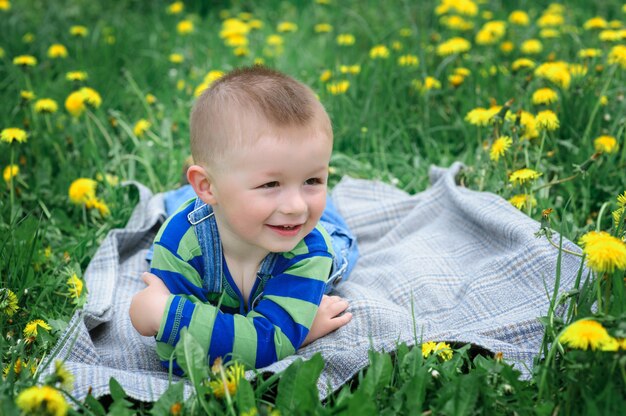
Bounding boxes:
[129,66,358,373]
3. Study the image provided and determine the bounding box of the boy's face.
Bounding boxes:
[206,125,332,255]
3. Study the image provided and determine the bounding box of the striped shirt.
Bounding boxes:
[151,199,334,372]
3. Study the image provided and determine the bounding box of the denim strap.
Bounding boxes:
[187,199,222,293]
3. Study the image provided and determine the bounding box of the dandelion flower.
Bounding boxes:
[0,0,11,11]
[47,44,68,59]
[500,41,514,53]
[532,88,558,105]
[319,69,332,82]
[413,76,442,93]
[511,58,535,71]
[535,110,559,131]
[3,164,19,183]
[0,288,19,316]
[579,231,626,273]
[70,25,88,37]
[166,1,184,14]
[594,135,618,154]
[339,65,361,74]
[534,62,571,89]
[1,127,28,144]
[436,37,471,56]
[66,71,88,81]
[277,21,297,32]
[578,49,602,59]
[54,361,75,391]
[539,29,560,39]
[209,362,245,399]
[520,39,542,54]
[464,107,499,126]
[12,55,37,67]
[327,80,350,95]
[509,168,542,185]
[569,64,588,78]
[20,90,35,101]
[421,341,437,357]
[475,21,506,45]
[336,33,355,46]
[607,45,626,69]
[169,53,184,63]
[23,319,52,338]
[133,119,151,137]
[68,178,97,204]
[248,19,263,30]
[435,0,478,16]
[266,34,283,47]
[509,10,530,26]
[448,74,465,87]
[85,197,110,217]
[35,98,59,114]
[369,45,390,59]
[584,17,608,30]
[560,319,613,350]
[145,94,157,105]
[314,23,332,33]
[80,87,102,108]
[490,136,512,161]
[398,54,419,67]
[65,91,85,117]
[508,194,537,209]
[434,342,453,361]
[16,385,69,416]
[440,15,474,31]
[3,358,25,378]
[67,274,83,299]
[177,20,194,35]
[538,13,564,28]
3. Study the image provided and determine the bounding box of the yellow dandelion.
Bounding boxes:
[435,0,478,16]
[24,319,52,338]
[509,10,530,26]
[319,69,332,82]
[0,0,11,11]
[535,110,559,131]
[538,13,564,28]
[434,342,453,361]
[594,135,618,154]
[534,61,571,89]
[1,127,28,144]
[209,362,245,399]
[80,87,102,109]
[266,34,283,47]
[520,39,543,55]
[70,25,88,37]
[539,28,560,39]
[133,119,152,137]
[569,64,588,78]
[177,20,194,35]
[579,231,626,273]
[66,71,88,81]
[3,165,19,183]
[22,33,35,43]
[20,90,35,101]
[617,191,626,207]
[166,1,184,14]
[436,37,471,56]
[13,55,37,67]
[248,19,263,30]
[68,178,97,204]
[476,21,506,45]
[327,80,350,95]
[490,136,512,161]
[598,30,622,42]
[579,49,602,59]
[454,67,471,77]
[277,21,297,33]
[67,274,83,299]
[85,197,110,217]
[421,341,437,357]
[65,91,85,117]
[511,58,536,71]
[413,76,442,93]
[314,23,333,33]
[47,44,68,59]
[34,98,59,114]
[509,168,542,185]
[0,288,19,316]
[3,358,25,378]
[464,107,499,126]
[508,194,537,210]
[336,33,355,46]
[398,54,419,67]
[607,45,626,69]
[145,94,157,105]
[584,17,609,30]
[220,18,250,39]
[54,360,75,391]
[440,15,474,31]
[560,319,613,351]
[448,74,465,87]
[500,41,515,54]
[16,385,69,416]
[369,45,390,59]
[532,88,558,105]
[169,53,184,63]
[339,65,361,75]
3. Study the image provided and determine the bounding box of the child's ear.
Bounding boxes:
[187,165,218,205]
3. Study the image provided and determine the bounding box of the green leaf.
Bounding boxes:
[174,329,211,414]
[84,393,107,416]
[149,382,184,416]
[235,378,256,414]
[346,388,377,414]
[359,350,393,397]
[108,377,127,402]
[276,353,324,414]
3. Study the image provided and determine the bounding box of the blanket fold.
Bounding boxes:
[41,164,582,402]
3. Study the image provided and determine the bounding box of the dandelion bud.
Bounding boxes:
[502,384,513,394]
[430,369,440,379]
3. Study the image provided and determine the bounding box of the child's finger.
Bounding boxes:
[328,299,350,315]
[331,312,352,329]
[142,272,158,285]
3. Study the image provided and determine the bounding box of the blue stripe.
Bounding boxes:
[152,268,208,302]
[302,227,330,253]
[253,317,278,367]
[188,254,204,281]
[209,311,235,365]
[159,295,181,344]
[253,299,309,349]
[171,299,195,344]
[264,275,326,305]
[159,203,195,253]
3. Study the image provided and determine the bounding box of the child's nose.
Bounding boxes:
[280,188,307,216]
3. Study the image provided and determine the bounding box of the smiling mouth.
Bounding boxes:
[267,224,303,235]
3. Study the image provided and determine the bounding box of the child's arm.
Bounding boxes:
[302,295,352,346]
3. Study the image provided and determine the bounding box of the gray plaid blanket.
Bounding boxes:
[41,163,582,402]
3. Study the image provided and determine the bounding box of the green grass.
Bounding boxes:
[1,0,625,414]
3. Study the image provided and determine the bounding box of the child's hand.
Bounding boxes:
[302,295,352,347]
[129,272,171,336]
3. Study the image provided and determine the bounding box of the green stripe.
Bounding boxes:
[284,256,333,281]
[189,303,217,353]
[273,327,296,358]
[177,226,201,259]
[232,316,258,367]
[263,295,319,328]
[151,245,203,288]
[316,224,334,256]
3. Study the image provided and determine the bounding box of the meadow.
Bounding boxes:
[1,0,626,414]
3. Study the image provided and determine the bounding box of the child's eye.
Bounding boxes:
[304,177,323,186]
[260,181,279,188]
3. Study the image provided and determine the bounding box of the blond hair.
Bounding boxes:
[190,66,332,167]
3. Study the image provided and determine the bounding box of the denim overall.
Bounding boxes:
[149,185,359,300]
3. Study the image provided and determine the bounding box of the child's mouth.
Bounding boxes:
[267,224,303,236]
